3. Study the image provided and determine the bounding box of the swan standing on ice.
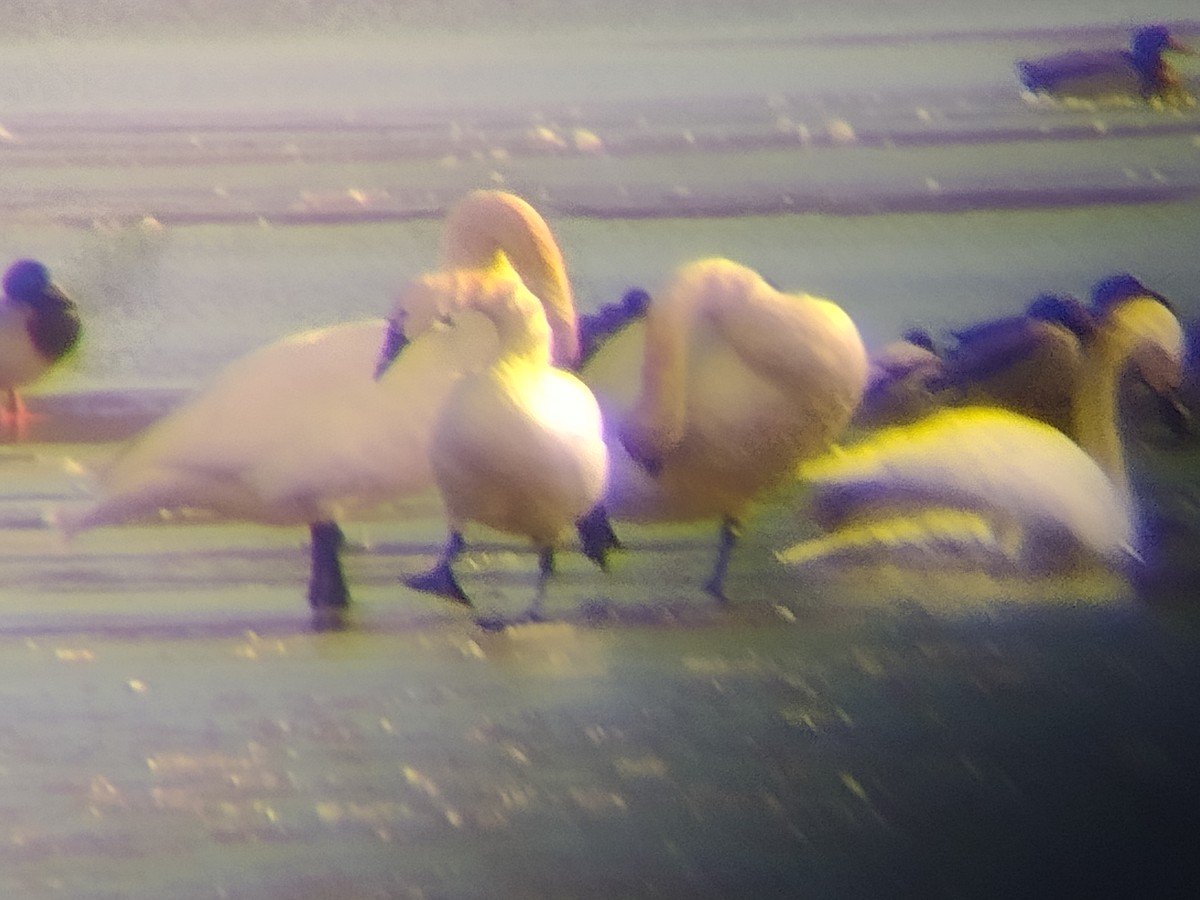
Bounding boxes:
[0,259,83,436]
[63,190,578,629]
[580,258,869,600]
[377,267,608,625]
[1016,25,1194,107]
[780,290,1185,577]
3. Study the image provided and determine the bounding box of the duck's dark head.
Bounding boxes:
[1026,292,1095,339]
[1128,26,1192,94]
[4,259,83,362]
[899,327,937,354]
[1131,25,1191,59]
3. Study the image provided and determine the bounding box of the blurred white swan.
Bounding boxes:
[63,189,577,629]
[0,259,83,435]
[579,258,869,599]
[380,268,607,625]
[781,292,1185,577]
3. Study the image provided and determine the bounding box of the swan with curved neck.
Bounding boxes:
[0,259,83,436]
[63,190,575,629]
[781,291,1185,577]
[380,266,607,624]
[581,257,869,599]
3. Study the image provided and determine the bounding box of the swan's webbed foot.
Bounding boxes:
[308,521,351,630]
[406,531,471,605]
[475,607,547,632]
[474,547,554,631]
[406,561,472,605]
[577,504,621,568]
[703,576,732,605]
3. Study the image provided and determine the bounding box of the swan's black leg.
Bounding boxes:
[309,520,350,631]
[577,504,621,568]
[525,546,554,622]
[476,546,554,632]
[406,531,471,605]
[703,516,740,603]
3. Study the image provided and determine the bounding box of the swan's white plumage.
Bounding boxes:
[581,257,869,594]
[783,293,1186,579]
[784,406,1136,572]
[64,189,575,622]
[74,316,497,528]
[394,268,607,613]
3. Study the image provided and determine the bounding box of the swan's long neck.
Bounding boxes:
[624,261,721,455]
[1072,297,1184,507]
[439,190,578,366]
[1072,334,1129,505]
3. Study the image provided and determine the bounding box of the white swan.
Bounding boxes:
[0,259,83,435]
[579,258,869,599]
[380,266,607,625]
[780,292,1185,578]
[63,189,577,629]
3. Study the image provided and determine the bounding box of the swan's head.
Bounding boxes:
[374,269,552,380]
[1107,295,1185,395]
[373,274,459,380]
[1091,272,1173,314]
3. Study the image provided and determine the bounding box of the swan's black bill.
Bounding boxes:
[374,318,409,381]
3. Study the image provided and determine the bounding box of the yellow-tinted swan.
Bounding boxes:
[781,292,1185,576]
[0,259,83,436]
[580,258,869,599]
[63,190,576,629]
[378,266,607,626]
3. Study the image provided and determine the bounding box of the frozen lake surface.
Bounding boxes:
[1,7,1200,897]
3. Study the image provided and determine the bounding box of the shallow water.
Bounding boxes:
[2,9,1200,898]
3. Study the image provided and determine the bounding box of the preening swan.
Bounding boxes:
[62,189,576,629]
[580,258,869,600]
[379,266,608,624]
[781,290,1185,578]
[0,259,83,435]
[1016,25,1194,107]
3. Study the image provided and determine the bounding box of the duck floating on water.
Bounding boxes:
[378,266,608,627]
[0,259,83,436]
[1016,25,1194,107]
[579,258,869,600]
[782,288,1185,579]
[62,190,577,630]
